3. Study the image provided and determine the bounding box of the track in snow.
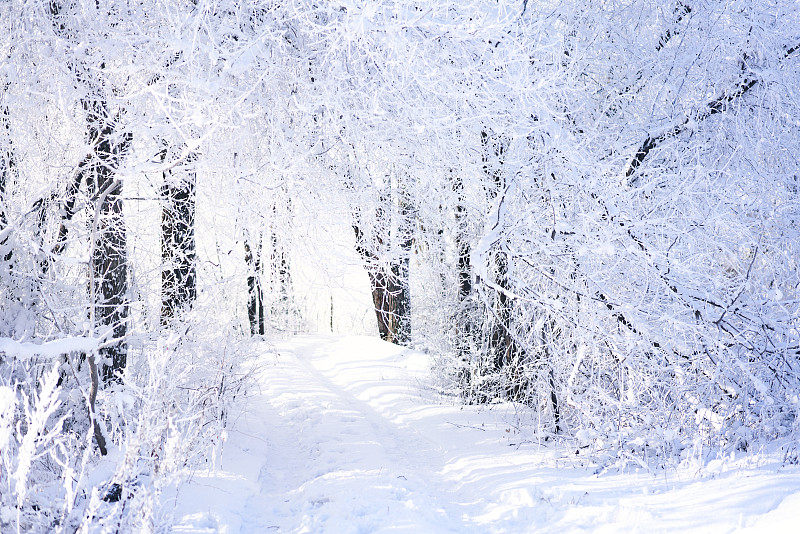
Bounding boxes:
[171,335,800,534]
[232,335,474,533]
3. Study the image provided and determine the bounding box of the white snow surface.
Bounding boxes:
[170,335,800,533]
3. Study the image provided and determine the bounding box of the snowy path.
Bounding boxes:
[171,335,800,533]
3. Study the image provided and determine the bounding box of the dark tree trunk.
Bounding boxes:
[391,190,413,345]
[480,131,516,374]
[160,147,197,324]
[490,249,514,370]
[549,366,561,433]
[0,82,13,262]
[451,171,473,361]
[83,97,132,384]
[352,189,412,346]
[369,269,393,342]
[244,236,265,336]
[353,222,392,342]
[391,253,411,345]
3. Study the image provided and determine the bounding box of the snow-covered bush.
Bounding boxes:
[0,318,250,533]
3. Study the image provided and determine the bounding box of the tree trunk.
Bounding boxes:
[451,170,474,362]
[352,189,412,346]
[244,236,265,335]
[160,146,197,324]
[353,221,392,341]
[83,99,131,384]
[270,201,292,305]
[481,131,516,374]
[393,188,413,345]
[0,82,13,262]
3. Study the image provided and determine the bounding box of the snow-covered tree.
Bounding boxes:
[2,2,800,530]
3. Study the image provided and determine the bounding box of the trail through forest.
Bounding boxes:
[171,336,800,533]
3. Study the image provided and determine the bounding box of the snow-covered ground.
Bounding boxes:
[169,335,800,533]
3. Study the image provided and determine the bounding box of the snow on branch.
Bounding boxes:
[625,39,800,184]
[0,335,100,361]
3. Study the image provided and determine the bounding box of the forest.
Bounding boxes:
[1,0,799,532]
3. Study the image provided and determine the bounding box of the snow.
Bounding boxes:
[0,335,101,360]
[0,385,14,449]
[170,335,800,533]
